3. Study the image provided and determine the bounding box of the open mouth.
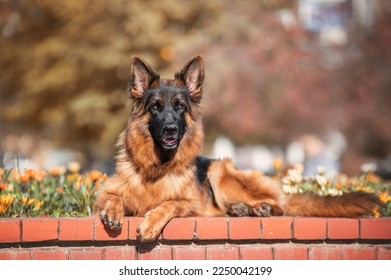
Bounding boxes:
[161,136,178,150]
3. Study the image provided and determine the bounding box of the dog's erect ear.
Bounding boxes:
[129,56,159,99]
[176,55,204,102]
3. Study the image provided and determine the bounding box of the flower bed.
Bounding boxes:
[1,161,390,218]
[0,163,106,217]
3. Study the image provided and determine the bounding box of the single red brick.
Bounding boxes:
[59,217,94,241]
[360,218,391,239]
[239,245,273,260]
[196,217,228,240]
[0,250,30,260]
[32,249,68,260]
[206,245,239,260]
[94,217,128,241]
[68,248,102,260]
[327,218,359,239]
[0,219,21,243]
[342,246,376,260]
[162,218,195,240]
[104,247,137,260]
[376,246,391,260]
[261,217,292,239]
[138,245,172,260]
[22,218,58,242]
[229,217,261,240]
[128,217,144,240]
[172,246,206,260]
[309,246,342,260]
[293,218,326,240]
[274,245,308,260]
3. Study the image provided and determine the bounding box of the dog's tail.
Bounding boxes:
[284,191,382,217]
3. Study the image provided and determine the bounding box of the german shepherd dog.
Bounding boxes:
[94,55,381,242]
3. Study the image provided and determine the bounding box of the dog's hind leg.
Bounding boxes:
[207,159,284,216]
[227,201,283,217]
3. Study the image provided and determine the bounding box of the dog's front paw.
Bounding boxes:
[99,203,124,230]
[136,211,165,242]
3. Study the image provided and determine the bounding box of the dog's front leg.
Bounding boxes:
[98,194,124,230]
[137,200,192,242]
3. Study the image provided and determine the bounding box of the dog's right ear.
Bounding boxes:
[129,56,160,99]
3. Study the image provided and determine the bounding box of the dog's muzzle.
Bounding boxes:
[161,124,179,150]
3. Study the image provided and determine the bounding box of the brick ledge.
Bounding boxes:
[0,217,390,260]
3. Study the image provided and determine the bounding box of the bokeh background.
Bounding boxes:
[1,0,390,177]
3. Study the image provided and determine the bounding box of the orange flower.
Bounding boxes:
[20,171,31,183]
[18,169,37,183]
[56,187,64,193]
[89,170,103,181]
[366,172,380,184]
[67,161,81,173]
[26,169,35,177]
[33,200,44,210]
[1,194,14,206]
[20,174,30,183]
[67,173,82,182]
[361,186,375,193]
[334,182,344,190]
[0,193,13,213]
[33,171,46,182]
[0,183,7,191]
[0,205,7,214]
[21,197,35,206]
[49,166,66,177]
[272,158,283,173]
[379,191,391,204]
[73,181,81,190]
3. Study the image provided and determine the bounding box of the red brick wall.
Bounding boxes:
[0,217,390,260]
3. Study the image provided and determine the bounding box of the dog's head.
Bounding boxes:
[128,55,204,154]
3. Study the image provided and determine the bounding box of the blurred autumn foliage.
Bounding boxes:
[1,0,391,174]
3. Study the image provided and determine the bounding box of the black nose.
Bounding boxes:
[163,125,178,136]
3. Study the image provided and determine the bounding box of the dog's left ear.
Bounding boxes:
[176,55,204,102]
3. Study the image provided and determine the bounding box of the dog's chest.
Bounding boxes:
[150,171,195,199]
[125,170,196,215]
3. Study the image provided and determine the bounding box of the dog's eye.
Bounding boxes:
[151,103,161,111]
[175,102,185,110]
